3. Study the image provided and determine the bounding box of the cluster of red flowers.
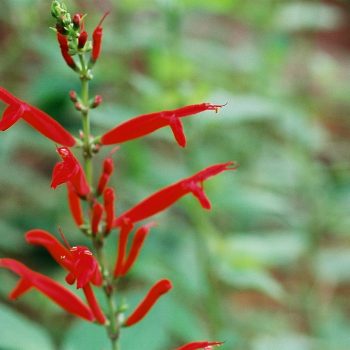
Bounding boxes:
[0,2,234,349]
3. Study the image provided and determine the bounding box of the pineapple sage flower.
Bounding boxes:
[0,229,106,323]
[0,87,75,146]
[99,103,225,148]
[0,2,235,348]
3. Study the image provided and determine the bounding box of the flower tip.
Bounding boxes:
[97,10,110,27]
[206,102,227,113]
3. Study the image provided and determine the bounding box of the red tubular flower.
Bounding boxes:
[100,103,225,147]
[51,147,90,197]
[57,32,77,69]
[91,201,104,235]
[103,187,115,234]
[67,183,84,226]
[0,258,94,322]
[124,279,172,327]
[175,341,224,350]
[97,158,114,195]
[113,221,133,278]
[114,162,236,227]
[25,229,102,287]
[91,12,109,63]
[0,87,75,146]
[26,231,105,322]
[121,222,155,276]
[69,246,102,288]
[83,284,106,324]
[78,30,88,49]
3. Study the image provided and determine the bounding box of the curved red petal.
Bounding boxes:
[0,258,94,321]
[0,104,24,131]
[124,279,172,326]
[22,106,75,147]
[100,103,223,146]
[114,162,235,226]
[25,229,73,270]
[175,341,224,350]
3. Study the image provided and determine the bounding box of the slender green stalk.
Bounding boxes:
[77,53,120,350]
[79,54,93,186]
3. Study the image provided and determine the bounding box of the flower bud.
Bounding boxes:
[74,102,83,111]
[73,14,81,29]
[78,31,88,49]
[51,1,61,18]
[69,90,78,102]
[91,95,103,109]
[56,23,68,35]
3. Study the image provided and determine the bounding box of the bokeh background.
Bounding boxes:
[0,0,350,349]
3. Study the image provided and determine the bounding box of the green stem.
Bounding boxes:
[78,53,120,350]
[79,55,93,186]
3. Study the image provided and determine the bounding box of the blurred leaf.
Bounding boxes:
[315,248,350,284]
[275,2,343,32]
[61,321,109,350]
[252,333,313,350]
[0,304,54,350]
[217,263,285,301]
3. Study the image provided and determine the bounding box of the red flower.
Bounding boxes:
[120,222,155,276]
[67,183,84,226]
[175,341,224,350]
[103,187,115,234]
[91,12,109,63]
[113,222,155,278]
[97,158,114,195]
[0,87,75,146]
[57,32,77,70]
[78,30,88,49]
[100,103,225,147]
[0,258,94,321]
[25,229,105,324]
[51,147,90,197]
[91,201,104,235]
[114,162,236,227]
[113,221,134,277]
[25,229,102,288]
[124,279,172,327]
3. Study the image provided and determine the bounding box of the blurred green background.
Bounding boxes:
[0,0,350,349]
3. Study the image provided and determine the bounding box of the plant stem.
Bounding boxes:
[79,54,93,187]
[78,53,120,350]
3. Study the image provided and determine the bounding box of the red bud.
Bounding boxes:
[78,31,88,49]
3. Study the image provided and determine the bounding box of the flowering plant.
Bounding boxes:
[0,2,235,349]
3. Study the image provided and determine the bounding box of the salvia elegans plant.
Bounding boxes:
[0,2,236,349]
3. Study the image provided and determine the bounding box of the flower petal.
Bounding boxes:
[0,258,94,321]
[114,162,236,226]
[175,341,224,350]
[22,106,76,146]
[124,279,172,327]
[120,222,155,276]
[0,104,25,131]
[67,183,84,226]
[51,147,90,197]
[25,229,73,270]
[113,221,134,278]
[100,103,225,146]
[0,87,75,146]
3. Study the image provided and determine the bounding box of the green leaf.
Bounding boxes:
[216,263,285,301]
